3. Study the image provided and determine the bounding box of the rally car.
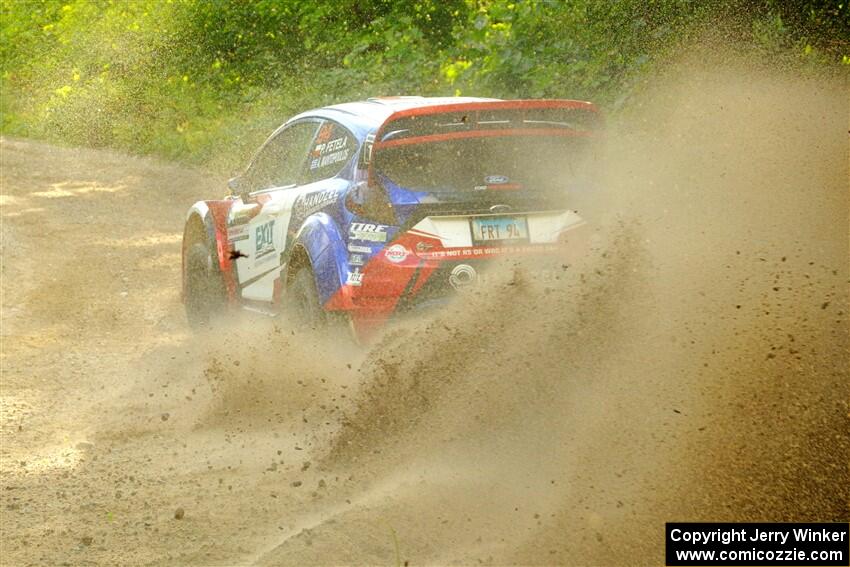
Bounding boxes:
[182,96,600,340]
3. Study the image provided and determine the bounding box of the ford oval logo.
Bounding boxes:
[485,175,509,184]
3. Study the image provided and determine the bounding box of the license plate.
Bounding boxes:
[470,216,529,244]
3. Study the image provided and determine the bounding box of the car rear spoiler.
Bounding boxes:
[373,99,598,151]
[363,99,600,176]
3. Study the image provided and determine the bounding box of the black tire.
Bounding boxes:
[286,266,327,329]
[184,242,227,329]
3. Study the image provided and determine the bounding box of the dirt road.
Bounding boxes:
[1,62,847,566]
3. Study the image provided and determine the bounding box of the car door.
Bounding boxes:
[230,120,321,301]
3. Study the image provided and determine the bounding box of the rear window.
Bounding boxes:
[374,135,593,194]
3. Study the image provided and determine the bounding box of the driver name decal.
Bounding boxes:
[310,124,350,170]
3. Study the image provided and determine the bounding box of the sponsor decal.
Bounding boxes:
[348,244,372,254]
[346,269,363,286]
[294,189,338,217]
[349,253,365,266]
[255,220,275,259]
[349,222,388,242]
[417,243,560,261]
[449,264,477,290]
[227,225,249,242]
[485,175,510,184]
[384,244,410,264]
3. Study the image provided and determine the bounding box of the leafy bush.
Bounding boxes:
[1,0,846,170]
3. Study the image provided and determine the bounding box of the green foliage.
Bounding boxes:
[1,0,846,169]
[443,1,713,101]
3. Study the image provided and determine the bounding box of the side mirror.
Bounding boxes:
[345,181,368,212]
[227,176,247,198]
[345,180,396,225]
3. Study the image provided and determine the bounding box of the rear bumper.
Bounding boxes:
[326,219,591,339]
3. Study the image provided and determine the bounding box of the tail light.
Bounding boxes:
[345,181,397,225]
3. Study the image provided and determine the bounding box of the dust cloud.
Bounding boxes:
[257,55,849,564]
[1,54,847,566]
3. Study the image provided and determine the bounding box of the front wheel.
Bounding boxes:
[184,242,227,328]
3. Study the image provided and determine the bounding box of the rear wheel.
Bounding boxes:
[184,242,226,328]
[286,266,327,329]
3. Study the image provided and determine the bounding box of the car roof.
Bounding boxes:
[287,96,501,138]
